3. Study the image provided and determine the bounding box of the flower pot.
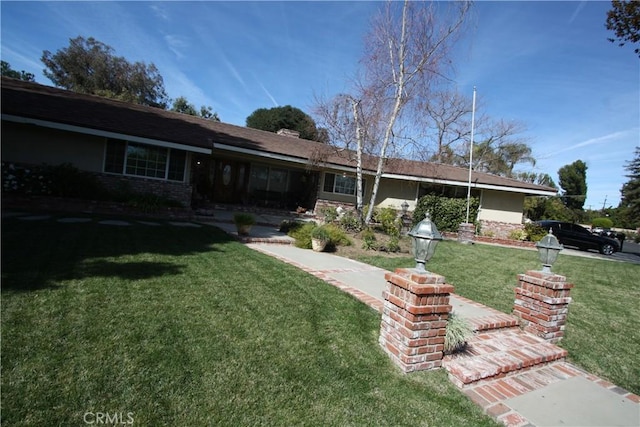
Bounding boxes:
[237,224,252,236]
[311,238,327,252]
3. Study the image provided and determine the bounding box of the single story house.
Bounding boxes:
[1,77,556,236]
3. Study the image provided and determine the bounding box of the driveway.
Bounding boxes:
[561,240,640,265]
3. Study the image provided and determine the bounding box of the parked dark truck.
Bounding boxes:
[535,220,620,255]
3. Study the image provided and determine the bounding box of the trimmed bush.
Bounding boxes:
[591,217,614,229]
[413,194,479,232]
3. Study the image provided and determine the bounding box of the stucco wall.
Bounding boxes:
[478,190,524,224]
[2,122,105,172]
[374,178,418,210]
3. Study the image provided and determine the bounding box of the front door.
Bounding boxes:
[213,160,249,204]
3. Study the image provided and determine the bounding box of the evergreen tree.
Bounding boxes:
[619,146,640,227]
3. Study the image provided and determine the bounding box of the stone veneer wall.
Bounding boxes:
[96,174,192,207]
[480,220,524,239]
[313,198,355,214]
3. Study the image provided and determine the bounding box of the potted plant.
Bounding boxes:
[233,212,255,236]
[311,225,330,252]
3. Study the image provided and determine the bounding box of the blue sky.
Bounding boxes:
[2,1,638,210]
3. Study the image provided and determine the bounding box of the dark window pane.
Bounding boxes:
[104,139,126,174]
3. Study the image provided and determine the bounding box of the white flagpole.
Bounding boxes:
[465,87,477,224]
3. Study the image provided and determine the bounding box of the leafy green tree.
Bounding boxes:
[1,61,35,81]
[514,172,557,189]
[246,105,326,142]
[558,160,588,211]
[606,0,640,57]
[170,96,220,121]
[619,146,640,227]
[41,36,169,108]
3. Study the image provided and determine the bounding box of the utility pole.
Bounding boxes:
[602,195,607,212]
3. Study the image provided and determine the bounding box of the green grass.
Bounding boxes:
[1,217,499,426]
[352,240,640,395]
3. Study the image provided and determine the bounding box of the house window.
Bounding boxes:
[323,172,363,196]
[104,139,186,182]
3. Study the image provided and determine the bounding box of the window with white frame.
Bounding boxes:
[104,139,187,182]
[323,172,364,196]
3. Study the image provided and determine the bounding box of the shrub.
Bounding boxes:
[319,206,338,223]
[445,312,472,354]
[279,219,302,233]
[339,210,363,233]
[233,213,256,226]
[524,222,548,242]
[289,222,316,249]
[361,228,378,250]
[413,194,479,232]
[373,207,401,237]
[325,223,352,247]
[591,217,614,229]
[381,236,401,253]
[311,225,331,242]
[508,229,528,241]
[2,162,107,199]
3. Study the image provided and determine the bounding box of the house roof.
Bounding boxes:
[1,77,556,196]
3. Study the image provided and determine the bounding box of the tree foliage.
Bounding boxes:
[41,36,169,108]
[513,172,557,189]
[170,96,220,121]
[246,105,326,142]
[606,0,640,57]
[1,61,35,82]
[558,160,588,211]
[619,146,640,226]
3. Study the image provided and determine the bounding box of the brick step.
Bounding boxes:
[443,327,568,388]
[466,313,520,333]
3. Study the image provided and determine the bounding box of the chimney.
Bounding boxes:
[277,128,300,138]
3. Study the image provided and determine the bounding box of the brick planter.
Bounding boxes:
[513,270,574,343]
[379,268,454,373]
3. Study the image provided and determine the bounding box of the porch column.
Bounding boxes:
[379,268,454,373]
[513,270,574,344]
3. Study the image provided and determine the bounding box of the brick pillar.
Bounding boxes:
[513,270,574,344]
[379,268,454,373]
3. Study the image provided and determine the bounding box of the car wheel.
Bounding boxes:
[600,244,615,255]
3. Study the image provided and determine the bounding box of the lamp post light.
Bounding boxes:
[401,201,409,215]
[408,212,442,273]
[536,229,563,273]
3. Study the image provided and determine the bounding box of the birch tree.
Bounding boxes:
[316,0,471,224]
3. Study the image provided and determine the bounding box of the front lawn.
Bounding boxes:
[1,216,498,426]
[348,240,640,395]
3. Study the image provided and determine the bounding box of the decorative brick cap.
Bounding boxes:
[394,268,445,284]
[525,270,566,282]
[385,269,454,295]
[519,270,574,290]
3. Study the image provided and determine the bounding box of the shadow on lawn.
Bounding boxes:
[1,216,236,292]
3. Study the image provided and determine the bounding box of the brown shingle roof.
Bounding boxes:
[1,77,555,194]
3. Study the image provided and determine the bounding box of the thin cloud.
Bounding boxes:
[150,4,170,22]
[164,34,189,59]
[258,82,279,107]
[568,1,587,24]
[547,129,635,157]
